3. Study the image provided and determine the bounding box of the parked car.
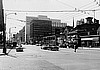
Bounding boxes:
[59,43,67,48]
[41,44,59,51]
[41,44,50,50]
[48,45,59,51]
[36,43,41,46]
[16,47,23,52]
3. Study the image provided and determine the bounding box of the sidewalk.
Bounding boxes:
[78,47,100,50]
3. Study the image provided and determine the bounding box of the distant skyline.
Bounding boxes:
[3,0,100,33]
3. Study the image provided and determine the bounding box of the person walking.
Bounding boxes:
[73,39,78,52]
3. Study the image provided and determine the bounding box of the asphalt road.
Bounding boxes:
[0,45,100,70]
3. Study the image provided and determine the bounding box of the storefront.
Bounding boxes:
[68,30,100,47]
[81,36,100,47]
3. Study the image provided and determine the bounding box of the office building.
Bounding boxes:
[26,15,67,44]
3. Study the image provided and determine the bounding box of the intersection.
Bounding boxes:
[0,45,100,70]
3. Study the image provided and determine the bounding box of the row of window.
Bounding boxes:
[52,23,67,27]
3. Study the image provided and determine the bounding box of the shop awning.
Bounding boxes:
[68,31,77,35]
[81,37,99,41]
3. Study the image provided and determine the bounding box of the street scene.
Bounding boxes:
[0,0,100,70]
[1,45,100,70]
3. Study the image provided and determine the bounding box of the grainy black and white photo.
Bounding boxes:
[0,0,100,70]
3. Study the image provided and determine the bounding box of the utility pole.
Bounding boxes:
[93,10,96,23]
[99,0,100,6]
[25,23,26,43]
[2,9,6,54]
[0,0,7,54]
[73,17,74,28]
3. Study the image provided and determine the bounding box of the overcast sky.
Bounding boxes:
[3,0,100,34]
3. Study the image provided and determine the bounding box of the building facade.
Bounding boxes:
[68,17,100,47]
[15,26,25,44]
[76,17,100,36]
[26,15,67,44]
[26,16,39,43]
[30,20,52,44]
[51,19,67,34]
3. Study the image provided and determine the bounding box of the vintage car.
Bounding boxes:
[16,44,23,52]
[48,45,59,51]
[41,44,59,51]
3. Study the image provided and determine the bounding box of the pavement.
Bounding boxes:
[0,45,100,70]
[0,45,64,70]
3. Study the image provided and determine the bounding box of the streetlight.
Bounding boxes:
[5,13,17,24]
[3,13,17,54]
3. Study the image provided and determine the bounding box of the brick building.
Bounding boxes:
[69,17,100,47]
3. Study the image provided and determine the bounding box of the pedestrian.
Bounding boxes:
[73,39,78,52]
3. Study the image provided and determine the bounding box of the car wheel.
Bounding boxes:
[41,47,42,49]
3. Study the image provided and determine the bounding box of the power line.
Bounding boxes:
[78,1,100,11]
[5,9,92,18]
[79,1,95,9]
[88,5,100,10]
[7,17,35,23]
[7,17,26,23]
[55,0,75,9]
[55,0,90,16]
[55,0,94,16]
[5,9,79,12]
[6,9,100,13]
[10,23,24,27]
[82,4,99,10]
[78,1,100,16]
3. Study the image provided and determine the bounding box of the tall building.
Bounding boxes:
[30,20,52,44]
[26,15,67,44]
[51,19,67,34]
[15,26,25,43]
[26,16,38,43]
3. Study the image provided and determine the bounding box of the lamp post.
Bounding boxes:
[3,13,16,54]
[5,13,17,26]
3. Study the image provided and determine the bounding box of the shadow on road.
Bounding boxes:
[0,53,6,56]
[0,53,17,58]
[7,54,17,58]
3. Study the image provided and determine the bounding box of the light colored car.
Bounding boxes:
[41,44,49,50]
[41,44,59,51]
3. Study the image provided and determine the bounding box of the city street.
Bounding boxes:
[1,0,100,70]
[0,45,100,70]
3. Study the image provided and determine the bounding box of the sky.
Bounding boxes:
[2,0,100,34]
